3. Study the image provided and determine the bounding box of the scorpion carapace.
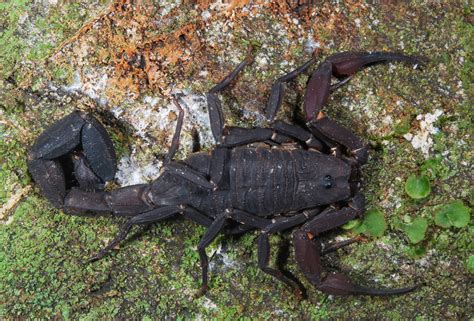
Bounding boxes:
[28,50,423,297]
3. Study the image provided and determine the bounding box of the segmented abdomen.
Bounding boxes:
[229,147,350,216]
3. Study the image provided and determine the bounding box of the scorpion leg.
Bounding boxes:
[265,57,316,121]
[310,114,369,165]
[197,211,229,296]
[89,205,182,262]
[197,208,270,296]
[294,195,418,296]
[271,120,323,150]
[164,162,215,189]
[163,97,185,166]
[221,121,324,150]
[257,209,320,298]
[89,205,212,262]
[222,127,273,147]
[209,147,229,187]
[321,236,365,256]
[207,48,253,144]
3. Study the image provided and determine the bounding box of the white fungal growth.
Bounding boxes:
[304,37,321,54]
[201,298,218,310]
[115,155,162,186]
[62,69,110,106]
[403,109,443,158]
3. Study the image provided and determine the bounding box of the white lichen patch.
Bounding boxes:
[403,109,443,158]
[115,155,162,186]
[175,89,215,149]
[61,68,110,106]
[304,36,321,54]
[209,243,237,272]
[111,90,214,186]
[201,297,218,310]
[111,90,213,149]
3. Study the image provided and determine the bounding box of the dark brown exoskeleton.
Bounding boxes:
[28,50,424,297]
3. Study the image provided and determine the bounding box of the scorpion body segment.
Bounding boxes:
[28,51,423,297]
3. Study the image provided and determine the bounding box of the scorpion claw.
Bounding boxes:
[27,159,66,207]
[29,111,84,160]
[81,114,117,182]
[28,111,117,208]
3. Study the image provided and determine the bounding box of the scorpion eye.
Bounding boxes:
[324,175,332,189]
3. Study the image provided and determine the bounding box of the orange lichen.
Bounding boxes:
[48,0,370,106]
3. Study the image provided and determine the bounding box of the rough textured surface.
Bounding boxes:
[0,1,472,319]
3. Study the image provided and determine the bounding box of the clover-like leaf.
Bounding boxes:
[360,208,387,237]
[405,175,431,199]
[401,217,428,244]
[435,200,471,228]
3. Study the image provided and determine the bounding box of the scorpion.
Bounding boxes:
[27,50,423,297]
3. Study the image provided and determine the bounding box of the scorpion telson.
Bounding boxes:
[28,50,424,297]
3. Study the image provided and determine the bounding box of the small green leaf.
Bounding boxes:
[405,174,431,199]
[467,256,474,274]
[342,219,361,230]
[435,200,471,228]
[401,217,428,244]
[361,208,387,237]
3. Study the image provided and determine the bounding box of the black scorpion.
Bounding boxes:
[28,50,423,297]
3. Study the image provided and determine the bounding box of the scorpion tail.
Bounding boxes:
[327,51,426,78]
[303,51,425,122]
[317,273,420,296]
[294,202,420,296]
